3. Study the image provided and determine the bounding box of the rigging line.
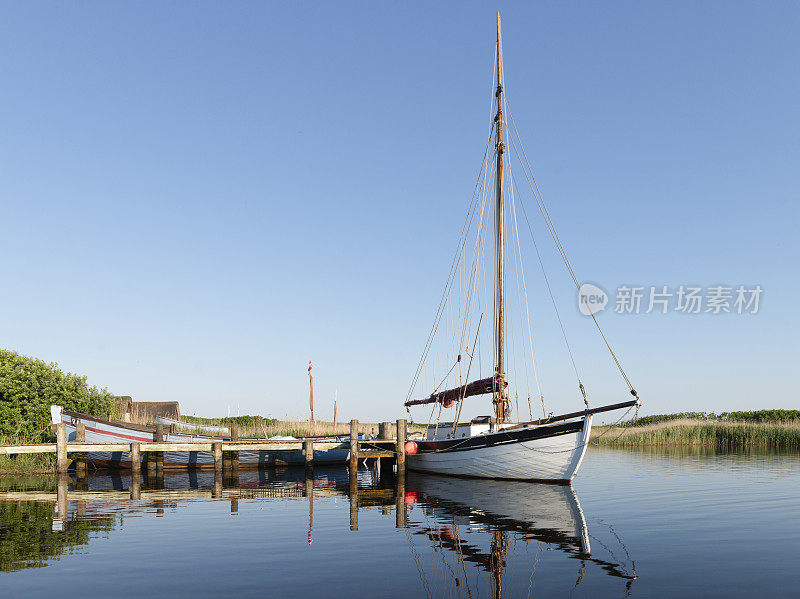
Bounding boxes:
[409,128,493,404]
[503,108,581,385]
[506,138,534,398]
[405,124,496,404]
[457,134,495,359]
[505,105,636,393]
[508,166,540,420]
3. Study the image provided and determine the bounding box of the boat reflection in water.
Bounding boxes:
[403,473,637,598]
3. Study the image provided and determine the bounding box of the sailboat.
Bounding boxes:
[403,14,641,483]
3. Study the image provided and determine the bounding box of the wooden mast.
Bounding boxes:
[494,12,507,423]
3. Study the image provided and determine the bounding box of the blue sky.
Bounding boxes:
[1,1,797,422]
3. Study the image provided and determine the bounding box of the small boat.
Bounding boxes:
[50,405,350,469]
[403,14,640,483]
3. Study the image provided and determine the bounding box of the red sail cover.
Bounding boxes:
[404,375,507,407]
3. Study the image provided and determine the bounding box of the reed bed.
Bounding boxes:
[591,419,800,449]
[178,417,426,439]
[0,437,56,474]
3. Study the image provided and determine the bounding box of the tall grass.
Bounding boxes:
[0,436,56,474]
[175,417,425,439]
[591,419,800,449]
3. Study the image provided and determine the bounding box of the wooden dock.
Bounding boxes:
[0,419,409,478]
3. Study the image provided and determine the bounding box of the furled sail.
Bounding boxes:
[404,375,508,407]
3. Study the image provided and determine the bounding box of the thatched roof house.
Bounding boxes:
[113,396,180,423]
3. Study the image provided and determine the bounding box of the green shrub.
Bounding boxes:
[0,350,114,442]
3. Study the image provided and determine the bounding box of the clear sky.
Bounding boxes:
[1,1,797,422]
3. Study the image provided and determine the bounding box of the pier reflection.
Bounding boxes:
[0,467,636,595]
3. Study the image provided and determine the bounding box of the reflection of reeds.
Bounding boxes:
[590,420,800,449]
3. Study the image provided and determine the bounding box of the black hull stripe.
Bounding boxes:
[415,420,585,454]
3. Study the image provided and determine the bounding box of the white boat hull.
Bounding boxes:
[408,416,592,482]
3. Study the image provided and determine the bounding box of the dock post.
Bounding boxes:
[396,419,407,473]
[75,422,86,479]
[146,449,157,478]
[130,443,141,478]
[230,425,239,472]
[349,419,359,474]
[379,422,392,440]
[213,442,223,473]
[303,439,314,473]
[155,424,165,474]
[56,422,68,473]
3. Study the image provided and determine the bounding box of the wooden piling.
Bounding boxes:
[56,422,68,473]
[349,419,359,473]
[155,424,165,473]
[229,425,239,472]
[212,442,223,472]
[303,439,314,472]
[75,422,87,478]
[396,419,407,473]
[379,422,392,440]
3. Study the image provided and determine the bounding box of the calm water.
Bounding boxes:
[0,447,798,598]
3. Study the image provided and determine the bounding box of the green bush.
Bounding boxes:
[0,350,114,442]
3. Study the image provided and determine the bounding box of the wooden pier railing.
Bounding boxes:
[0,419,409,476]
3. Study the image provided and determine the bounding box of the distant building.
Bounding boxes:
[113,396,180,423]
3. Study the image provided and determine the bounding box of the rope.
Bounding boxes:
[505,104,637,395]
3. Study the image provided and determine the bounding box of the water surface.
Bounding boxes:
[0,447,797,598]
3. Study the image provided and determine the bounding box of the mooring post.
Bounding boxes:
[230,425,240,472]
[212,442,223,473]
[303,439,314,473]
[349,419,359,474]
[75,422,86,478]
[155,424,165,473]
[396,419,407,473]
[379,421,392,440]
[130,443,141,478]
[56,422,68,473]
